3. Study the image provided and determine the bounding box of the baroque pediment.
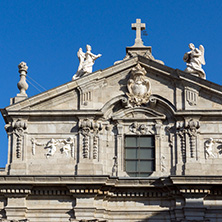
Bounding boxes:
[5,55,222,114]
[112,107,166,121]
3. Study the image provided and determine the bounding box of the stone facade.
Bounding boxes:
[1,19,222,221]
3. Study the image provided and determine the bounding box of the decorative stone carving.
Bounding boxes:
[79,119,92,158]
[183,43,206,79]
[92,121,102,159]
[81,91,92,105]
[12,119,27,158]
[161,155,166,172]
[149,96,157,108]
[204,138,222,159]
[59,137,75,157]
[105,123,111,147]
[45,138,59,158]
[112,156,118,176]
[186,119,200,158]
[4,123,13,134]
[17,61,29,96]
[155,121,162,135]
[121,97,131,108]
[176,120,200,160]
[73,45,102,80]
[165,125,174,146]
[31,138,45,155]
[129,122,148,135]
[126,64,151,106]
[205,138,216,158]
[79,119,102,159]
[185,87,198,106]
[31,137,75,158]
[176,121,187,162]
[92,136,99,159]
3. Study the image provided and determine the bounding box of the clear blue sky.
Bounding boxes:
[1,0,222,167]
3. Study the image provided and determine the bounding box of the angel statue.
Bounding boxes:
[183,43,206,79]
[72,44,102,80]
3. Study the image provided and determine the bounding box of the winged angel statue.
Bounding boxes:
[183,43,206,79]
[72,44,102,80]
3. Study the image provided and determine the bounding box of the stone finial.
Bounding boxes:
[17,61,29,96]
[18,61,28,73]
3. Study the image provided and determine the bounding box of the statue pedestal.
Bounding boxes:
[126,46,152,57]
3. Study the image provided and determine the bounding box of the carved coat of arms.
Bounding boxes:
[126,64,151,106]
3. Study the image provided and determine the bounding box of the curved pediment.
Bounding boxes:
[112,107,166,121]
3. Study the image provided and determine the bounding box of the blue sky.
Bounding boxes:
[0,0,222,167]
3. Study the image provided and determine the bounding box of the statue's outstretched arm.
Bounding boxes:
[88,51,102,60]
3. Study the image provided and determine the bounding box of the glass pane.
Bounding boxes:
[138,160,154,172]
[138,173,150,177]
[128,173,137,177]
[125,148,137,159]
[139,137,154,147]
[125,160,137,172]
[139,149,155,159]
[125,137,137,147]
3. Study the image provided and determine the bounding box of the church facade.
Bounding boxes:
[1,19,222,221]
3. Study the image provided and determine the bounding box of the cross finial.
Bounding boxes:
[131,18,146,47]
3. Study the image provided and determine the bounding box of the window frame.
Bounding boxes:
[124,135,155,177]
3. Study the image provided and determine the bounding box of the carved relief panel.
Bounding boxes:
[31,137,75,158]
[204,138,222,159]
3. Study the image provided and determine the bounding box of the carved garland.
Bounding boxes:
[176,119,199,160]
[129,122,154,135]
[176,122,187,162]
[79,119,102,159]
[186,120,199,158]
[12,119,27,158]
[80,119,91,158]
[92,121,102,159]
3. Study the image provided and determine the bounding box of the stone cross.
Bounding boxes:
[131,18,146,47]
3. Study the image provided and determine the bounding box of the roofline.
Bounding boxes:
[4,55,222,112]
